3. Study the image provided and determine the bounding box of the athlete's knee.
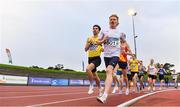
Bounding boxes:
[86,67,91,72]
[106,66,113,74]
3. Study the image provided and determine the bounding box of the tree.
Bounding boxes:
[163,63,175,75]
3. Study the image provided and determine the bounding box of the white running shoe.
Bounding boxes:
[118,90,123,94]
[132,88,136,93]
[88,85,94,95]
[112,87,118,94]
[159,87,162,90]
[98,87,104,97]
[125,88,129,95]
[97,94,107,103]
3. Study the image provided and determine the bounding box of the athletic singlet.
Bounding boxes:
[100,28,121,57]
[172,72,178,79]
[139,66,145,75]
[129,59,139,72]
[88,36,103,57]
[149,65,156,75]
[127,69,131,75]
[119,45,128,62]
[159,68,165,75]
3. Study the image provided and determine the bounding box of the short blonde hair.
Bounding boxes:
[109,14,119,21]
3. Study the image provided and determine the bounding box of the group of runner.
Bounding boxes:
[84,14,178,103]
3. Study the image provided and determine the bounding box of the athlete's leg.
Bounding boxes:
[160,78,164,90]
[112,64,119,93]
[122,69,128,88]
[122,69,130,95]
[132,73,138,92]
[86,63,96,94]
[140,76,144,91]
[149,77,153,91]
[152,77,156,91]
[93,72,104,96]
[103,65,114,95]
[93,72,101,89]
[147,76,151,91]
[97,57,119,103]
[118,74,124,94]
[86,63,95,85]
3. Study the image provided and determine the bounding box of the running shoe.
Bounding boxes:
[118,90,123,94]
[97,94,107,103]
[112,87,118,94]
[125,88,129,95]
[88,85,94,95]
[98,87,104,97]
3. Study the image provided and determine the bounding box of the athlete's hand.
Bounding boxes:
[87,37,93,44]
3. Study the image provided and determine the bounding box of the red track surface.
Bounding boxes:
[131,89,180,106]
[0,86,179,106]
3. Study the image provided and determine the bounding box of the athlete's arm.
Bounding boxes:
[125,43,133,56]
[84,38,91,52]
[147,65,150,74]
[96,35,108,45]
[154,64,159,74]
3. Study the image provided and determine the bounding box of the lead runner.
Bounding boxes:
[96,14,125,103]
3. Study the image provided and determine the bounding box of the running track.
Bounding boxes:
[0,86,179,106]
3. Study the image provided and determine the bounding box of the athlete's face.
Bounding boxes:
[150,59,154,64]
[120,37,125,43]
[132,55,136,60]
[93,26,100,35]
[109,16,119,29]
[140,61,143,65]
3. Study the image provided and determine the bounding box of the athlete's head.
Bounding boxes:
[132,54,136,60]
[120,33,126,42]
[109,14,119,29]
[93,25,101,35]
[140,60,143,65]
[150,59,154,65]
[160,64,164,68]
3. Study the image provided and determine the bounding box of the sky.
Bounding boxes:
[0,0,180,72]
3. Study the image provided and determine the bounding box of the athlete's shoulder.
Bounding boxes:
[88,35,94,38]
[100,27,109,33]
[135,59,139,62]
[129,59,133,63]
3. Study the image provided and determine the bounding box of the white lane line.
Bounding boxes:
[117,89,180,107]
[26,95,98,107]
[26,93,118,107]
[0,90,84,94]
[0,91,87,99]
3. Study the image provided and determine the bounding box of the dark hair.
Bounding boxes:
[93,25,101,31]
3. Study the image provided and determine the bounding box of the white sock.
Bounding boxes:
[90,82,94,87]
[103,92,108,97]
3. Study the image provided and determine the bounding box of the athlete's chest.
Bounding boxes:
[104,30,121,38]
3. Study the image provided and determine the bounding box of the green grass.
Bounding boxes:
[0,64,79,74]
[1,64,179,81]
[0,64,106,79]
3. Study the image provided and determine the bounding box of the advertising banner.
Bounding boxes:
[51,79,69,86]
[28,77,51,85]
[0,74,28,84]
[69,79,83,85]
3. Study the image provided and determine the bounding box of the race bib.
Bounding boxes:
[89,44,98,51]
[105,37,119,47]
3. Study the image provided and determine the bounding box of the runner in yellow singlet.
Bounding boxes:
[129,55,139,93]
[85,25,103,96]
